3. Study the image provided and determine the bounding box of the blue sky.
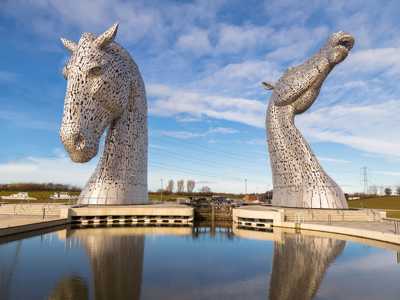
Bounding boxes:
[1,0,400,193]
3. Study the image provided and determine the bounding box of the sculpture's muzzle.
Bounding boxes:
[60,129,98,163]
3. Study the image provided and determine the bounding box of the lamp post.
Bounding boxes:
[160,179,164,202]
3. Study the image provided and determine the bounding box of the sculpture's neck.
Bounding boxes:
[84,72,148,204]
[268,104,303,144]
[101,78,146,182]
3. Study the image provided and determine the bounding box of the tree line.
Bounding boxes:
[0,183,81,192]
[160,179,212,194]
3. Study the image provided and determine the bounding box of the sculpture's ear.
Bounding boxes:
[94,23,119,49]
[262,81,275,90]
[60,38,78,53]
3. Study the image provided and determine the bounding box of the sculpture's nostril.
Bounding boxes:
[73,133,86,150]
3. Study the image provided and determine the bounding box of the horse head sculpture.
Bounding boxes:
[60,24,148,205]
[265,32,354,208]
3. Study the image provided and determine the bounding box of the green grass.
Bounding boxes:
[348,196,400,219]
[148,192,243,202]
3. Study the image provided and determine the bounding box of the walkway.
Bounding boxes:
[0,215,68,238]
[0,215,62,229]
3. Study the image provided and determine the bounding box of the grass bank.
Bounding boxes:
[348,196,400,219]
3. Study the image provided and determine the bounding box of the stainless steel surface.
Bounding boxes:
[60,24,148,205]
[266,32,354,208]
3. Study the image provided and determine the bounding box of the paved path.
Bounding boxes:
[0,215,68,238]
[0,215,61,229]
[280,219,400,245]
[307,221,399,235]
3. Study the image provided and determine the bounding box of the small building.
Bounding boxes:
[175,197,191,204]
[50,192,78,200]
[1,192,37,200]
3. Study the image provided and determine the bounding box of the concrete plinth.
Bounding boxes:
[232,205,400,245]
[68,204,194,225]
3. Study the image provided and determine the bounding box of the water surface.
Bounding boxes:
[0,225,399,300]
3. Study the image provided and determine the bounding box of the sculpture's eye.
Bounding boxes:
[62,66,68,80]
[88,66,103,77]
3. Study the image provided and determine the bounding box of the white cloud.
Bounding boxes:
[157,130,202,139]
[2,0,162,44]
[318,157,351,164]
[216,24,273,53]
[195,59,281,97]
[208,127,238,134]
[341,47,400,77]
[148,84,265,128]
[177,28,212,55]
[263,0,322,26]
[175,115,203,123]
[1,0,227,49]
[298,100,400,157]
[0,154,96,186]
[157,127,238,139]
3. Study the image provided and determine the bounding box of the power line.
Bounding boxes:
[150,146,267,173]
[152,135,266,162]
[361,166,368,194]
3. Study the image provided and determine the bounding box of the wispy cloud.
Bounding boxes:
[341,47,400,77]
[176,28,212,55]
[148,84,265,128]
[318,157,351,164]
[215,24,273,54]
[298,100,400,157]
[0,153,96,186]
[157,127,238,139]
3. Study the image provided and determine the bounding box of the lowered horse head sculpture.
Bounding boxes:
[60,24,148,205]
[264,31,354,208]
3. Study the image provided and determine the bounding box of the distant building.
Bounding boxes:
[175,197,190,204]
[50,192,78,200]
[1,192,36,200]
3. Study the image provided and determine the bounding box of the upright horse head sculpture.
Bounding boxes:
[60,24,148,205]
[265,32,354,208]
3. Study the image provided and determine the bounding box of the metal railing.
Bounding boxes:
[383,217,400,234]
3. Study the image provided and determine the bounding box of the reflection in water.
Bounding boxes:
[0,241,22,300]
[48,276,88,300]
[53,227,144,300]
[3,225,400,300]
[269,232,345,300]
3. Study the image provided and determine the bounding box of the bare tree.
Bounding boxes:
[166,179,174,193]
[177,180,185,193]
[200,186,211,193]
[384,187,392,196]
[186,180,195,193]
